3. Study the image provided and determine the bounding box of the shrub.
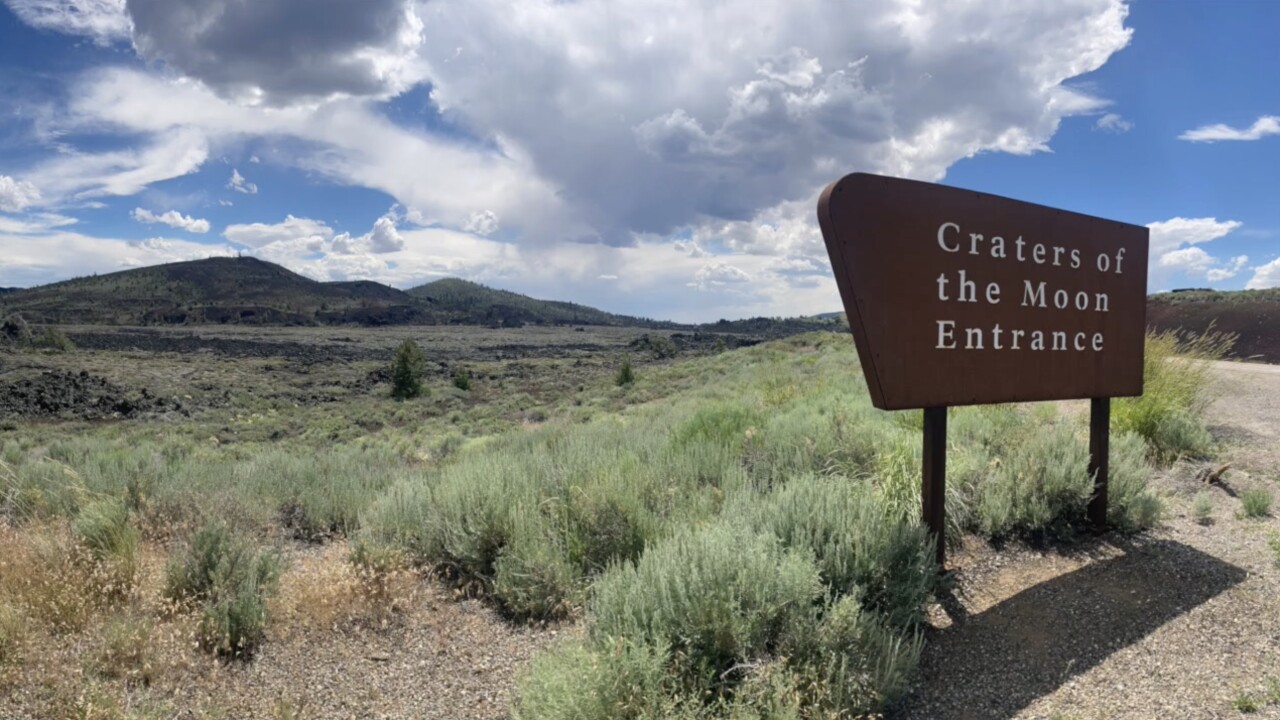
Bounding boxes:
[452,367,472,391]
[785,594,923,715]
[1240,488,1272,519]
[590,521,823,689]
[1192,492,1214,525]
[197,544,282,658]
[1105,431,1164,533]
[493,511,580,619]
[974,423,1092,539]
[749,474,935,630]
[166,520,282,658]
[616,358,635,386]
[514,640,679,720]
[165,520,236,602]
[35,326,76,353]
[390,340,426,400]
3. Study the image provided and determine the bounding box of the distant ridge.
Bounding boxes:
[405,277,667,328]
[0,257,670,328]
[0,257,424,326]
[0,256,850,335]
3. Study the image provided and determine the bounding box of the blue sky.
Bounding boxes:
[0,0,1276,322]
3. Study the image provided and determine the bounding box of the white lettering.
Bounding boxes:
[937,222,961,252]
[1052,331,1067,351]
[1022,280,1046,308]
[985,282,1001,304]
[1053,289,1069,309]
[965,328,984,349]
[1093,332,1104,351]
[1074,291,1089,311]
[1074,332,1086,351]
[1096,252,1110,272]
[937,320,956,349]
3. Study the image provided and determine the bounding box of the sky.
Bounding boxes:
[0,0,1276,323]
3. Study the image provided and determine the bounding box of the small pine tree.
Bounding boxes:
[615,357,635,386]
[390,340,426,400]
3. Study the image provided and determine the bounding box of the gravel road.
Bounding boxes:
[898,360,1280,720]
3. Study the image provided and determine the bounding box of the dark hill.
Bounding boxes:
[406,278,669,328]
[0,257,426,326]
[1147,288,1280,363]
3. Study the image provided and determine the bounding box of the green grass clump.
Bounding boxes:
[165,520,281,658]
[1192,492,1214,525]
[615,358,635,386]
[1233,692,1261,713]
[1240,488,1273,519]
[73,496,141,596]
[1114,329,1232,461]
[0,602,25,668]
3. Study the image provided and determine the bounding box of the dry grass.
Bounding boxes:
[270,542,418,636]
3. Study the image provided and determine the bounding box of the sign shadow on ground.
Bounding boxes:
[896,537,1248,720]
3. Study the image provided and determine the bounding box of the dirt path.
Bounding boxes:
[898,361,1280,719]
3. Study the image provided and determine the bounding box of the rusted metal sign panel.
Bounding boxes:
[818,173,1148,410]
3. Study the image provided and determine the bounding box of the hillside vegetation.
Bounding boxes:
[0,326,1223,717]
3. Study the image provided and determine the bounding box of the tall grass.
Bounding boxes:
[1114,328,1233,460]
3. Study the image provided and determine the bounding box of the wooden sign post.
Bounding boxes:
[817,173,1148,567]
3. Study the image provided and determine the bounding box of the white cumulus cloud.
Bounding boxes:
[1180,115,1280,142]
[1094,112,1132,133]
[0,175,41,212]
[1246,259,1280,290]
[227,169,258,194]
[1147,217,1244,289]
[131,207,210,233]
[224,215,332,249]
[1,0,131,45]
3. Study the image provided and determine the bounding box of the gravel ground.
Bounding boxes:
[898,361,1280,720]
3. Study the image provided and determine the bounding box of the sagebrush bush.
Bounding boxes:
[747,474,935,630]
[165,520,236,602]
[493,510,580,619]
[197,545,282,658]
[514,640,679,720]
[166,520,281,658]
[1241,488,1273,519]
[785,594,923,715]
[1105,430,1164,532]
[975,423,1092,539]
[590,521,823,689]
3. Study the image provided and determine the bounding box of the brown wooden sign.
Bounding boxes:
[818,173,1149,411]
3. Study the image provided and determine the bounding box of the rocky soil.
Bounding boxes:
[899,361,1280,719]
